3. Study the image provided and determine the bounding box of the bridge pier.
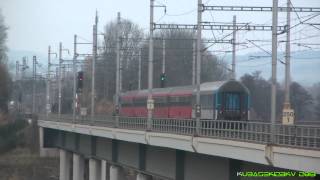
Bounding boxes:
[39,127,58,157]
[60,149,72,180]
[136,173,148,180]
[89,158,102,180]
[73,153,85,180]
[101,160,107,180]
[110,165,126,180]
[39,127,45,156]
[110,165,119,180]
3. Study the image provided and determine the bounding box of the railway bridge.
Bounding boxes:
[38,115,320,180]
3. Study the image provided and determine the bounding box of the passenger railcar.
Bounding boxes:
[119,80,250,121]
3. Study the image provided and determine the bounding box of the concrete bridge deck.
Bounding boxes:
[38,115,320,180]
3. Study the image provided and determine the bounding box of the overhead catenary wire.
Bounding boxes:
[289,0,302,23]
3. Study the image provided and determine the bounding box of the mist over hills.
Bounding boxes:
[223,50,320,86]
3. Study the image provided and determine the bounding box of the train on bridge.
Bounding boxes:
[119,80,250,120]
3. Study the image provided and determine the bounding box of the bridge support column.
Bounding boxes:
[60,149,71,180]
[136,173,148,180]
[39,127,45,156]
[101,160,107,180]
[73,154,85,180]
[39,127,58,157]
[229,159,242,180]
[110,165,125,180]
[89,159,101,180]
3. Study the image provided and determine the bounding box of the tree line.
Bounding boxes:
[241,71,318,121]
[0,9,11,120]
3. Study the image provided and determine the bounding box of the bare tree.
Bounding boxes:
[140,29,229,89]
[0,9,7,64]
[99,18,144,101]
[290,82,313,121]
[0,9,10,114]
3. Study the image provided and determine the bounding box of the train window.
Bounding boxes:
[133,97,147,106]
[169,96,191,106]
[121,101,130,107]
[121,98,132,107]
[170,96,179,103]
[225,93,240,110]
[154,96,167,106]
[182,96,191,105]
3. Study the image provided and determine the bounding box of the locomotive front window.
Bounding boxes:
[225,93,240,111]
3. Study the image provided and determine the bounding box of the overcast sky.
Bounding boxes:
[1,0,320,84]
[1,0,319,52]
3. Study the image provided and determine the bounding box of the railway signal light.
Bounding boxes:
[195,104,201,117]
[77,71,84,93]
[160,73,166,88]
[128,82,133,90]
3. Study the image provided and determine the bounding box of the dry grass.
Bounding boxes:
[0,147,59,180]
[0,112,8,125]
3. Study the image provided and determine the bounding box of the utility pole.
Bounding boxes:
[115,12,121,125]
[22,57,27,80]
[91,11,98,120]
[73,35,77,121]
[21,57,27,112]
[147,0,155,130]
[160,39,166,88]
[16,61,21,112]
[162,39,166,74]
[46,46,51,117]
[231,15,236,79]
[47,46,57,117]
[119,49,123,93]
[271,0,278,143]
[138,48,142,90]
[282,0,294,125]
[195,0,202,135]
[58,42,62,119]
[32,56,37,114]
[192,40,196,85]
[15,61,20,81]
[55,67,59,110]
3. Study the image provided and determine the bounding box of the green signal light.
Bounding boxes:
[160,73,166,88]
[161,74,166,81]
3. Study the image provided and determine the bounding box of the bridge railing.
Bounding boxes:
[39,114,320,150]
[153,118,196,135]
[275,124,320,149]
[200,120,271,144]
[119,116,148,130]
